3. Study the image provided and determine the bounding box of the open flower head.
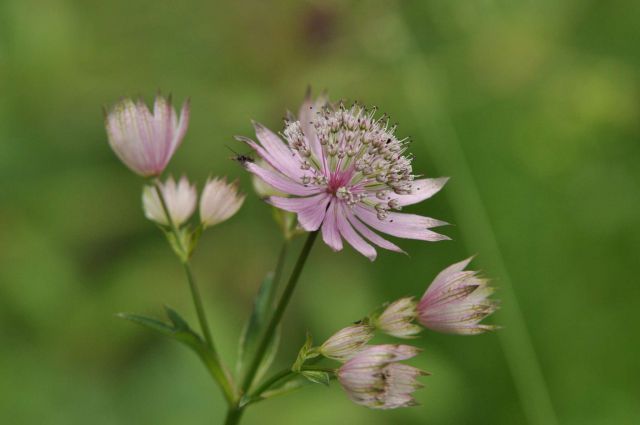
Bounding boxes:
[374,297,421,339]
[105,95,189,176]
[319,323,374,361]
[337,344,426,409]
[239,91,449,261]
[199,177,245,228]
[142,175,197,226]
[418,257,498,335]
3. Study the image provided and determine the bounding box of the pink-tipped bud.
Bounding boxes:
[199,177,245,228]
[418,257,498,335]
[105,95,189,176]
[337,344,426,409]
[374,297,421,338]
[142,176,197,226]
[319,323,374,361]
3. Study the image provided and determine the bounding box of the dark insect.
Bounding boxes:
[226,145,254,164]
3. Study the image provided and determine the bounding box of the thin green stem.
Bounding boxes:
[249,368,293,399]
[246,365,336,407]
[152,181,236,404]
[268,241,289,308]
[241,231,319,393]
[224,407,244,425]
[396,25,559,425]
[224,231,318,423]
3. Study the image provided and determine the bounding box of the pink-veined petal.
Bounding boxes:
[245,162,322,197]
[337,204,377,261]
[394,178,449,207]
[236,136,304,181]
[171,100,190,156]
[298,90,326,166]
[268,193,330,231]
[347,214,405,254]
[354,205,450,242]
[322,201,343,251]
[252,121,303,172]
[425,257,475,296]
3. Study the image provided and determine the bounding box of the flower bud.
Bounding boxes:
[199,177,245,228]
[337,344,426,409]
[374,297,421,338]
[418,257,498,335]
[105,95,189,176]
[142,176,196,226]
[319,323,374,361]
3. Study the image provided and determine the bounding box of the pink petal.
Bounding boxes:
[321,201,343,251]
[237,136,304,181]
[395,178,449,207]
[252,121,304,176]
[354,205,450,242]
[298,91,326,166]
[347,214,405,254]
[245,162,322,197]
[426,257,474,296]
[336,204,377,261]
[268,193,330,231]
[172,100,190,156]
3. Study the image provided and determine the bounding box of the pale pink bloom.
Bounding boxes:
[238,92,449,261]
[418,257,498,335]
[105,95,189,176]
[374,297,421,339]
[142,175,197,226]
[319,323,374,361]
[337,344,426,409]
[199,178,245,228]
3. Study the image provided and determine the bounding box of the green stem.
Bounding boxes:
[241,231,319,393]
[267,240,289,308]
[245,365,335,407]
[152,181,235,404]
[224,231,318,423]
[224,407,244,425]
[396,30,559,425]
[249,368,293,400]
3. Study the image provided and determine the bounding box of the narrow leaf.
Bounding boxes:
[237,272,277,375]
[300,370,331,387]
[292,332,313,372]
[117,313,174,336]
[254,325,281,385]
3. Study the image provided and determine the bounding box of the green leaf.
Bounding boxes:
[117,309,201,350]
[256,376,311,403]
[300,370,331,386]
[292,332,320,372]
[164,305,190,331]
[237,272,277,376]
[254,325,281,385]
[117,312,174,337]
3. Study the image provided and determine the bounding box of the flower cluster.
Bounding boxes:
[338,345,426,409]
[239,92,450,260]
[105,95,245,236]
[104,91,500,420]
[306,257,496,409]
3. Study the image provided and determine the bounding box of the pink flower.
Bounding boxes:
[374,297,421,339]
[337,344,426,409]
[199,178,245,228]
[418,257,498,335]
[105,95,189,176]
[142,175,197,226]
[319,323,374,361]
[238,92,449,260]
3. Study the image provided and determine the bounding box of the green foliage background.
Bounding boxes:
[1,0,638,424]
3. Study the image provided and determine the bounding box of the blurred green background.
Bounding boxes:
[1,0,639,424]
